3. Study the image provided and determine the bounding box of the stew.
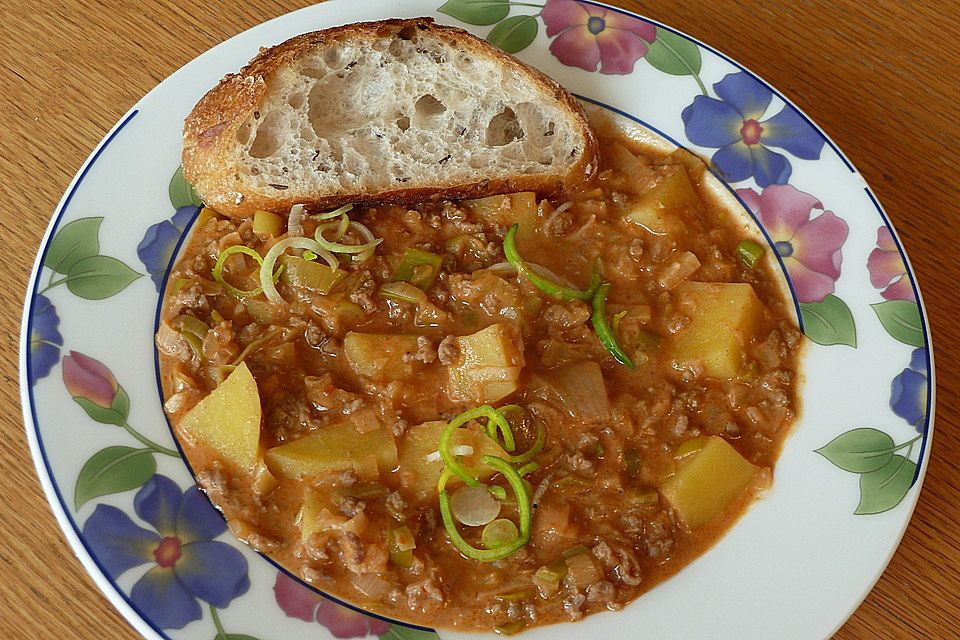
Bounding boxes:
[158,119,801,633]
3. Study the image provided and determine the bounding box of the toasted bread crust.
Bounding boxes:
[182,17,597,217]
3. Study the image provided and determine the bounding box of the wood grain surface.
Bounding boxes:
[2,1,957,638]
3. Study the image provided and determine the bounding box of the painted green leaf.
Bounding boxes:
[169,165,203,209]
[871,300,924,347]
[800,294,857,347]
[65,255,142,300]
[73,397,126,426]
[856,454,916,514]
[112,386,131,421]
[644,27,702,76]
[815,428,895,473]
[75,446,156,509]
[380,625,441,640]
[43,217,102,275]
[486,14,539,54]
[221,635,262,640]
[438,0,509,25]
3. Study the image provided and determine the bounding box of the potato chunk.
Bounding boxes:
[398,420,508,500]
[660,436,758,529]
[465,192,537,240]
[666,281,764,379]
[179,362,260,471]
[446,323,524,404]
[625,165,701,235]
[265,416,398,481]
[344,333,425,381]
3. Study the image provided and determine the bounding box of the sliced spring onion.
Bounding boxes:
[252,210,283,236]
[533,565,562,598]
[485,405,517,452]
[494,621,525,636]
[503,224,600,301]
[390,248,443,290]
[494,588,532,602]
[260,236,338,304]
[508,419,545,465]
[439,406,503,487]
[611,309,627,336]
[387,525,416,568]
[736,238,765,269]
[213,245,267,299]
[379,281,425,304]
[450,485,501,527]
[230,327,283,365]
[516,462,539,477]
[311,203,354,221]
[622,447,643,480]
[438,455,531,562]
[564,549,601,589]
[489,486,507,501]
[673,435,708,460]
[314,219,382,258]
[591,283,635,369]
[172,315,209,355]
[169,277,190,297]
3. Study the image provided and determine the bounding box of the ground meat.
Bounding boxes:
[338,496,366,518]
[562,592,586,620]
[405,572,445,610]
[385,491,408,518]
[402,335,436,364]
[586,580,616,605]
[437,335,460,365]
[350,276,377,313]
[168,282,210,316]
[564,451,597,476]
[643,513,676,560]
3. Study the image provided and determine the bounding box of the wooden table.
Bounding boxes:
[3,1,957,637]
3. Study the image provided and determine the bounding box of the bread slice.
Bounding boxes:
[182,17,597,217]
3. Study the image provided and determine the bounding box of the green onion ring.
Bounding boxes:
[260,237,338,304]
[503,225,600,301]
[439,406,495,487]
[508,420,545,464]
[315,220,383,257]
[517,461,539,477]
[213,245,274,299]
[591,283,636,369]
[311,203,354,221]
[438,455,531,562]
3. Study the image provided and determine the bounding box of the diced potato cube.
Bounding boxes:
[344,333,425,382]
[179,362,261,471]
[465,192,538,240]
[660,436,758,529]
[398,420,508,500]
[446,324,524,404]
[666,282,764,379]
[265,416,398,481]
[252,210,283,236]
[625,166,701,235]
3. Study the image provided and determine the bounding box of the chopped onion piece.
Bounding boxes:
[451,445,475,457]
[424,451,442,463]
[450,485,501,527]
[349,573,392,599]
[287,204,306,236]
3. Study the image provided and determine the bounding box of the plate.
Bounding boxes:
[20,1,935,638]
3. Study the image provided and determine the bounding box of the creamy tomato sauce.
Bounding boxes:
[158,120,800,633]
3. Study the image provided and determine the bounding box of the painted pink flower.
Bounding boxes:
[867,226,915,301]
[63,350,117,408]
[737,185,849,303]
[274,572,390,638]
[541,0,656,74]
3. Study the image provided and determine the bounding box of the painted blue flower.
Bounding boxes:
[137,205,199,292]
[29,294,63,383]
[83,475,249,629]
[681,72,825,187]
[890,348,928,433]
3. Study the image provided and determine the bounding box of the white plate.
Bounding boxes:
[21,1,934,639]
